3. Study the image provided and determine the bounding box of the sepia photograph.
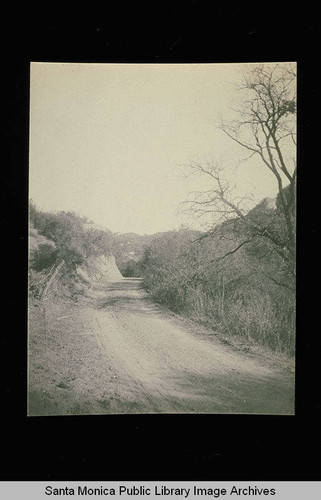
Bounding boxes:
[28,62,296,416]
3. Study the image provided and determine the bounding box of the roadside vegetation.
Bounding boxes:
[140,203,295,354]
[140,64,296,355]
[29,63,296,357]
[29,203,114,300]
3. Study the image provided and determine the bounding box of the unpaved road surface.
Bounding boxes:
[28,278,295,415]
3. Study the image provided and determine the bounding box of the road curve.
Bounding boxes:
[28,278,295,415]
[75,278,294,415]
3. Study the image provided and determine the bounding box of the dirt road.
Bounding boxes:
[28,278,295,415]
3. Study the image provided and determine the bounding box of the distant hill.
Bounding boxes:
[112,232,159,271]
[112,229,202,276]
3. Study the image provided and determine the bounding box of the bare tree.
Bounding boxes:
[221,63,296,255]
[183,63,296,277]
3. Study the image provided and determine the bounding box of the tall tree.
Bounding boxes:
[221,63,296,257]
[183,63,296,278]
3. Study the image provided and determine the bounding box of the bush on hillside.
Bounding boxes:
[29,202,116,299]
[140,214,295,355]
[31,243,59,272]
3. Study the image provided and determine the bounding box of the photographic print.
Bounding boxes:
[28,62,296,416]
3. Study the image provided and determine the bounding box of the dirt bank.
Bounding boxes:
[28,278,294,415]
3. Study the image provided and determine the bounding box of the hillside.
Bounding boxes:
[27,198,295,416]
[139,194,295,355]
[28,194,295,355]
[28,206,122,300]
[112,230,201,276]
[111,232,155,276]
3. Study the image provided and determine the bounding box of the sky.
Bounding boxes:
[29,62,287,235]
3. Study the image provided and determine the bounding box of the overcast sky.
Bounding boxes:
[29,62,281,235]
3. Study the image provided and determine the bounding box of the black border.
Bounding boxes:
[2,6,320,481]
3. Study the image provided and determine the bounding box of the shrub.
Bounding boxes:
[30,244,58,272]
[140,225,295,355]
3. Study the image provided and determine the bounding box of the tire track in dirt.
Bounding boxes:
[28,278,294,415]
[91,308,184,413]
[77,278,294,414]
